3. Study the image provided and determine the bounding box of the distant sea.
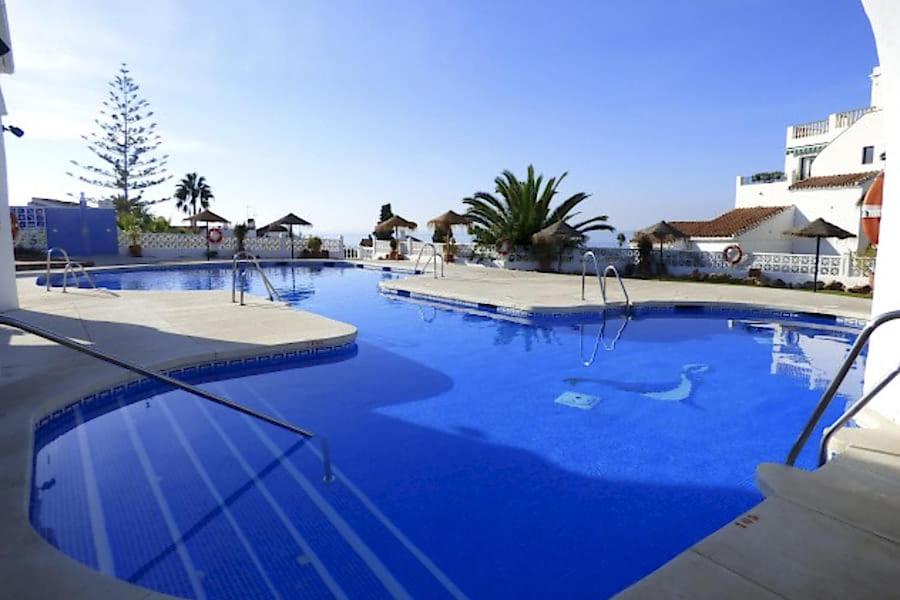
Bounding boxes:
[318,230,635,249]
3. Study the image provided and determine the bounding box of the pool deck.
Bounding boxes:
[376,260,873,320]
[0,260,893,599]
[0,276,357,600]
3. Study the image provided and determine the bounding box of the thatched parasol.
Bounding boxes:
[636,221,687,275]
[428,210,472,243]
[257,222,288,236]
[276,213,313,259]
[788,218,855,291]
[183,209,230,259]
[532,220,584,244]
[375,215,418,237]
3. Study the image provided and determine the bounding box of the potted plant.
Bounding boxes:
[388,238,401,260]
[118,213,143,257]
[234,223,248,252]
[301,236,328,259]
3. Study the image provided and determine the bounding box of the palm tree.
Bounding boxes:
[463,165,613,246]
[616,232,627,247]
[173,172,214,217]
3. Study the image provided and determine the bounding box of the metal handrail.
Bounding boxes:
[0,313,333,481]
[786,309,900,466]
[232,252,282,305]
[413,243,444,278]
[581,251,630,307]
[45,247,114,295]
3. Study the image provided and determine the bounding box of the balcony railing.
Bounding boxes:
[740,173,787,185]
[834,106,874,129]
[792,118,829,139]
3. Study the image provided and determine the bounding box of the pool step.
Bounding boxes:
[616,494,900,599]
[617,433,900,599]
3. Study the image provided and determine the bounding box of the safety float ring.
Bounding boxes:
[861,171,883,246]
[495,238,513,256]
[207,227,223,244]
[723,244,743,265]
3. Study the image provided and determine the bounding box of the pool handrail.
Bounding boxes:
[0,314,315,438]
[45,247,113,295]
[581,251,630,307]
[0,313,334,480]
[413,243,444,279]
[232,252,282,305]
[786,309,900,467]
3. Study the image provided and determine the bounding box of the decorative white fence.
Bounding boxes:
[120,232,351,259]
[391,242,875,287]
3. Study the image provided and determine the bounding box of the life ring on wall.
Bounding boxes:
[495,239,513,256]
[10,210,18,241]
[723,244,743,265]
[861,171,883,246]
[207,228,223,244]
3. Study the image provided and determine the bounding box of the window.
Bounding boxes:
[799,156,815,180]
[862,146,875,164]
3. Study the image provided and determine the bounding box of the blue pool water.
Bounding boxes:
[31,265,865,599]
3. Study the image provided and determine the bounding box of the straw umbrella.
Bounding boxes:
[257,222,288,236]
[277,213,312,260]
[375,215,418,238]
[533,220,586,272]
[183,209,230,260]
[637,221,687,275]
[428,210,472,243]
[788,218,855,291]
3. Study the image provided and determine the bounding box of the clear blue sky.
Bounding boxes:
[4,0,878,242]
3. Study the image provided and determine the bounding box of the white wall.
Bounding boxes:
[862,0,900,422]
[811,109,886,176]
[0,87,16,311]
[787,187,867,254]
[735,178,790,209]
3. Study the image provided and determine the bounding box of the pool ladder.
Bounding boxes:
[232,252,282,306]
[0,313,334,482]
[45,247,116,296]
[581,251,629,307]
[786,309,900,467]
[413,243,444,278]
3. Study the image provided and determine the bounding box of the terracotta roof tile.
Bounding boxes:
[666,206,790,238]
[789,171,879,190]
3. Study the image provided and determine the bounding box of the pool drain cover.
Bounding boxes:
[555,391,599,410]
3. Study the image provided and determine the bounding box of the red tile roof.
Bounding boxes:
[667,206,790,238]
[789,171,879,190]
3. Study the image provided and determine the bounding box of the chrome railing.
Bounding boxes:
[581,251,630,306]
[413,243,444,278]
[786,309,900,467]
[0,313,333,481]
[232,252,282,305]
[45,247,114,295]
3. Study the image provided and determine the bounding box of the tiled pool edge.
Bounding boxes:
[378,285,869,328]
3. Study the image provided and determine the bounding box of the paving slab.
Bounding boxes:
[377,262,872,319]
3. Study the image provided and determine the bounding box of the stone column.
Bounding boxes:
[862,0,900,419]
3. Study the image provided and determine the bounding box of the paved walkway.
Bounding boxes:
[1,277,356,600]
[378,261,872,319]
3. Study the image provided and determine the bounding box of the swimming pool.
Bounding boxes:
[31,264,865,598]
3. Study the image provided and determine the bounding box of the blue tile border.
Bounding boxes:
[33,341,357,434]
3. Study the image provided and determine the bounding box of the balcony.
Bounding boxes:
[788,106,875,141]
[739,172,787,185]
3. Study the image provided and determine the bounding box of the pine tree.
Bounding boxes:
[68,63,171,208]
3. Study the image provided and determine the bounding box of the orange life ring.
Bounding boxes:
[495,239,512,256]
[861,171,883,246]
[723,244,743,265]
[207,227,223,244]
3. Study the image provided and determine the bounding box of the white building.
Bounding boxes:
[659,67,884,258]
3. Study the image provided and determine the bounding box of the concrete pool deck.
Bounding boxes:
[376,260,873,320]
[1,276,356,599]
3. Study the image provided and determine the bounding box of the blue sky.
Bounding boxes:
[4,0,878,241]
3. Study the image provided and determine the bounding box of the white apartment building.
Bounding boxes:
[659,67,884,257]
